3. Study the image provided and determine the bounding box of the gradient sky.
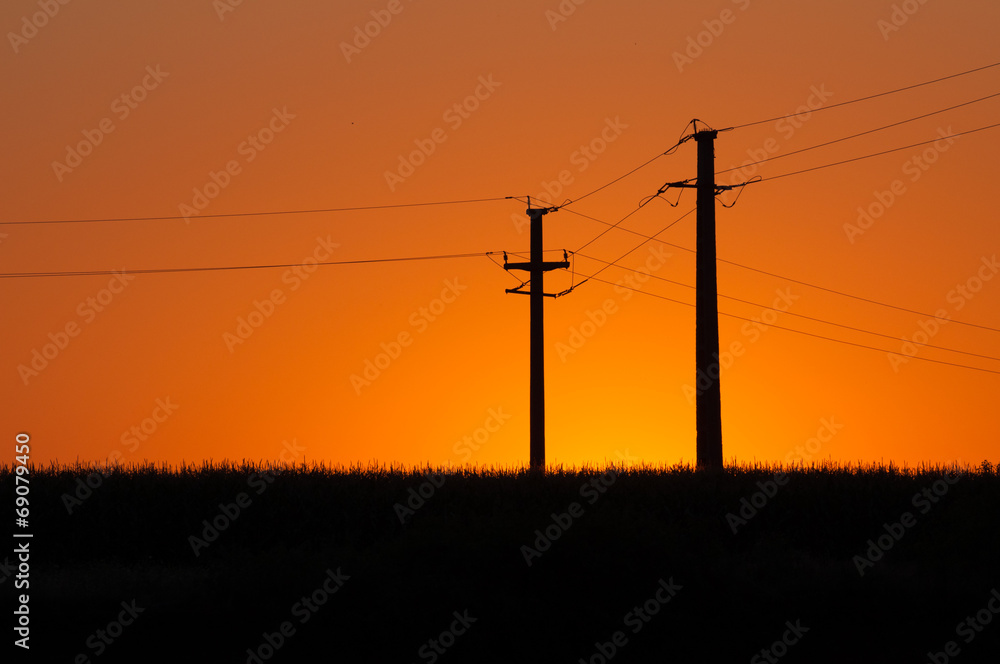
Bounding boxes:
[3,0,999,469]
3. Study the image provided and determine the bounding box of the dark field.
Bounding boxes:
[5,460,1000,663]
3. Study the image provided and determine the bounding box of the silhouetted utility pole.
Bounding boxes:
[504,203,569,471]
[694,130,723,470]
[668,129,727,469]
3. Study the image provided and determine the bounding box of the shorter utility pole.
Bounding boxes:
[504,204,569,472]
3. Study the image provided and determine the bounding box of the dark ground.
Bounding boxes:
[4,461,1000,663]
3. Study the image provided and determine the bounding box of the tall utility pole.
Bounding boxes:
[665,129,726,469]
[694,130,723,470]
[504,204,569,471]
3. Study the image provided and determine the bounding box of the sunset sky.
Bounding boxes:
[3,0,999,469]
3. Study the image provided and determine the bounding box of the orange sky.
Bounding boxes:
[3,0,999,469]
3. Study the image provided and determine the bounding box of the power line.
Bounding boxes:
[716,91,1000,176]
[521,204,695,298]
[557,126,696,210]
[0,197,517,226]
[725,61,1000,131]
[488,252,529,287]
[573,201,651,254]
[0,251,498,279]
[576,251,1000,363]
[557,151,666,209]
[509,193,660,260]
[562,208,1000,335]
[520,122,697,215]
[557,119,1000,334]
[576,209,695,286]
[753,121,1000,183]
[514,164,686,261]
[575,251,692,291]
[3,126,690,228]
[585,274,1000,376]
[715,257,1000,334]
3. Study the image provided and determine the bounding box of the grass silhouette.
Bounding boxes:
[4,459,999,662]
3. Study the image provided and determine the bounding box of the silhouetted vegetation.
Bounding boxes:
[5,460,999,663]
